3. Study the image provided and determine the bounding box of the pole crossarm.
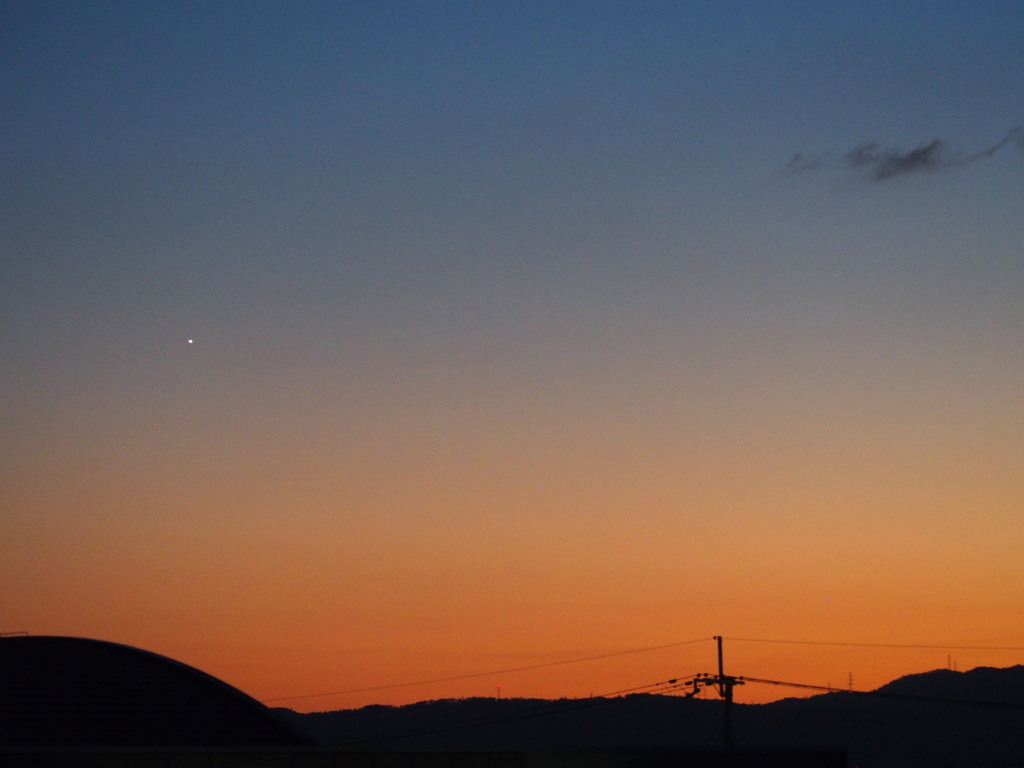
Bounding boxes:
[680,672,746,698]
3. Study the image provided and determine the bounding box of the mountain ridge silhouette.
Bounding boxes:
[276,665,1024,767]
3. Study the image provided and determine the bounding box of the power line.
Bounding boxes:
[329,675,698,748]
[740,675,1024,710]
[263,634,1024,704]
[262,636,713,703]
[603,672,705,699]
[724,636,1024,651]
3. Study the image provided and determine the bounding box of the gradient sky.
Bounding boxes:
[3,1,1024,711]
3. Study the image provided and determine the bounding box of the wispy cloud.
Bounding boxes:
[788,126,1024,181]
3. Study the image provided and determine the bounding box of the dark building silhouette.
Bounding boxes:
[0,635,308,748]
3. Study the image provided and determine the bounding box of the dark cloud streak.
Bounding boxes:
[968,125,1024,160]
[867,140,947,180]
[789,126,1023,181]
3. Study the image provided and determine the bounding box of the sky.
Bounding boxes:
[2,0,1023,711]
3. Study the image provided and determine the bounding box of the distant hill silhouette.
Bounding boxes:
[278,666,1024,768]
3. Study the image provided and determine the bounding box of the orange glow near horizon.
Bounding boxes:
[8,499,1023,713]
[6,406,1024,713]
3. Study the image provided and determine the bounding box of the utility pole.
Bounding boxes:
[684,636,744,747]
[715,635,738,747]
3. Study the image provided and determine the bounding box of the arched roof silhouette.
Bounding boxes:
[0,635,309,747]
